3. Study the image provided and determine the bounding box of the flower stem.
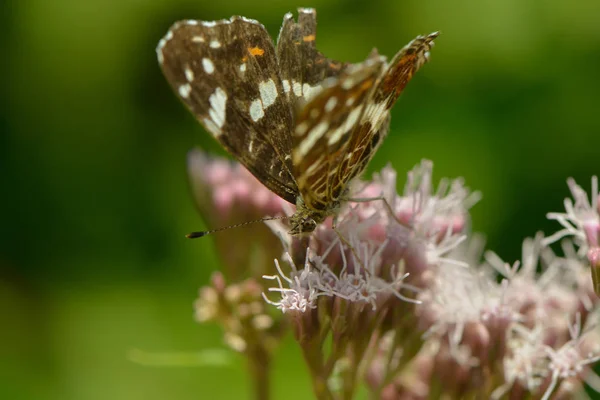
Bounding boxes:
[248,345,271,400]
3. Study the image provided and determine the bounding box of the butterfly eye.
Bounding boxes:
[302,219,317,233]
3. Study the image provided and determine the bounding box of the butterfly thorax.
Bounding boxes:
[289,196,341,235]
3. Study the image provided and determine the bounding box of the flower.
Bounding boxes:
[544,176,600,296]
[195,272,285,353]
[542,313,600,400]
[191,154,600,399]
[262,253,321,314]
[260,160,485,398]
[544,176,599,254]
[497,313,600,400]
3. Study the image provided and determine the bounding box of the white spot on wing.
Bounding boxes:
[325,97,337,112]
[363,102,388,126]
[327,107,361,145]
[239,63,247,72]
[210,40,221,48]
[342,78,357,90]
[238,16,261,25]
[208,87,227,129]
[184,66,194,82]
[192,36,205,43]
[346,107,362,128]
[156,30,174,64]
[202,58,214,74]
[249,99,264,121]
[202,21,218,27]
[303,83,311,96]
[203,118,220,137]
[259,79,278,108]
[178,83,192,98]
[297,122,329,157]
[282,80,291,93]
[295,121,309,135]
[302,83,321,102]
[326,126,345,146]
[292,81,302,97]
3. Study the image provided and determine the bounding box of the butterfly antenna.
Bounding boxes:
[186,215,289,238]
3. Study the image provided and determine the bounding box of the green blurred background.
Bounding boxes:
[2,0,599,399]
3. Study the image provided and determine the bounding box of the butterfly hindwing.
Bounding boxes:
[157,17,299,204]
[371,32,438,108]
[339,32,439,186]
[291,57,386,211]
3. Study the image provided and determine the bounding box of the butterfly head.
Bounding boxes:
[288,198,324,235]
[289,200,321,235]
[288,197,340,236]
[288,213,318,236]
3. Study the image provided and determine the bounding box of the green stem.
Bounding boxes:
[592,260,600,296]
[301,338,335,400]
[247,345,271,400]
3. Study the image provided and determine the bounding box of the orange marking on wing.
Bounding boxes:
[360,79,374,91]
[248,46,265,56]
[382,55,417,94]
[303,34,316,42]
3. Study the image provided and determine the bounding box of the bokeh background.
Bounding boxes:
[2,0,600,399]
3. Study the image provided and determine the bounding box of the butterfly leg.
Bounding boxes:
[332,226,370,272]
[348,195,413,230]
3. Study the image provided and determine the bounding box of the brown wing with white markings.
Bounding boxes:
[276,8,349,108]
[157,17,299,204]
[291,57,386,212]
[338,32,439,186]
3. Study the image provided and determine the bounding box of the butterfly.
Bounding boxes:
[157,8,437,235]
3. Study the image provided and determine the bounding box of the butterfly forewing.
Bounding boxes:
[276,8,348,107]
[157,17,299,203]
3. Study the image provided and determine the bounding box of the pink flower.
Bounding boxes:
[545,176,600,253]
[191,153,600,399]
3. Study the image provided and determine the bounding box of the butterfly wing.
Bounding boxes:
[290,57,387,211]
[276,8,349,107]
[291,32,437,213]
[157,17,299,204]
[338,32,439,186]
